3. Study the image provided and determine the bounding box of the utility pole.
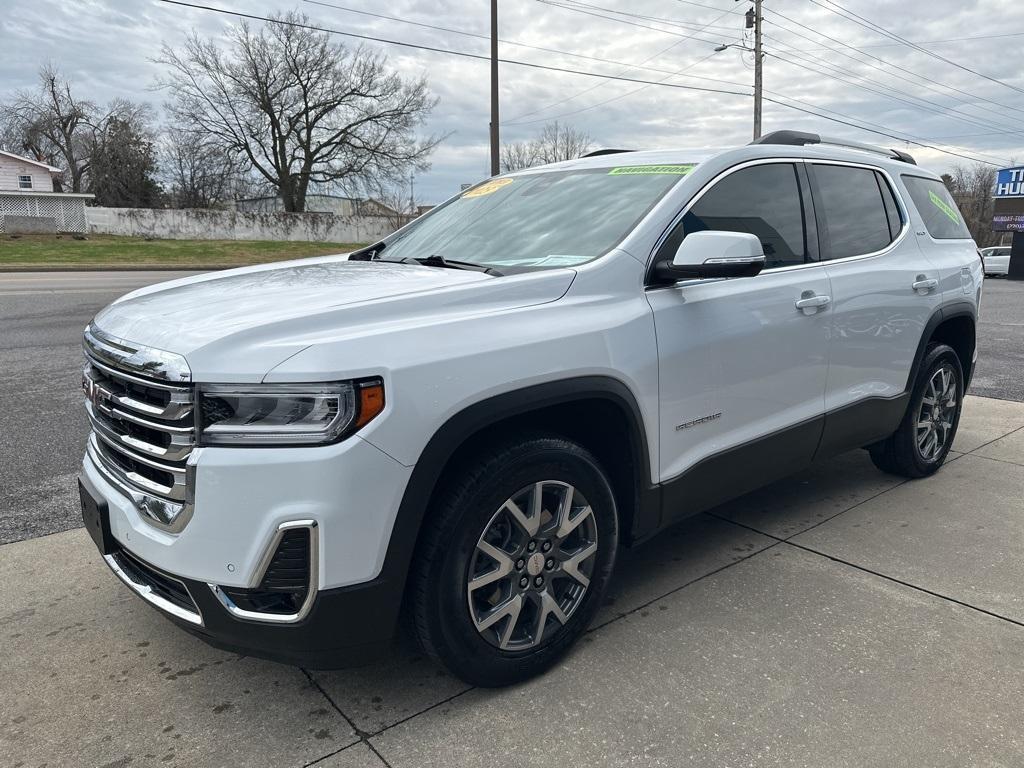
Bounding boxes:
[752,0,763,140]
[489,0,500,176]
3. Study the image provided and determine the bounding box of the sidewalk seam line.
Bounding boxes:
[362,532,784,740]
[300,668,396,768]
[709,513,1024,631]
[961,452,1024,469]
[963,422,1024,455]
[782,538,1024,630]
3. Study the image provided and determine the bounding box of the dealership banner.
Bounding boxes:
[995,167,1024,198]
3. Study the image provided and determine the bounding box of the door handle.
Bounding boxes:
[912,277,938,293]
[795,293,831,315]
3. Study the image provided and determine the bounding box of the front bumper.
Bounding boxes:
[81,432,415,665]
[99,531,404,666]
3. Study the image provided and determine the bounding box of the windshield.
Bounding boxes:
[380,165,695,270]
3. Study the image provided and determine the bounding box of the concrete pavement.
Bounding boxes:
[0,271,198,544]
[2,395,1022,767]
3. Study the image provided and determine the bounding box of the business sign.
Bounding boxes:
[993,196,1024,231]
[993,213,1024,231]
[995,166,1024,197]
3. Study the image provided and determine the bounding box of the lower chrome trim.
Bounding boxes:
[103,552,204,626]
[86,434,198,533]
[208,520,319,625]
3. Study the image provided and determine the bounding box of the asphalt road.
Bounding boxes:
[0,272,199,544]
[0,271,1022,545]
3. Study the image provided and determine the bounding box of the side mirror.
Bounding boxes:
[654,230,766,281]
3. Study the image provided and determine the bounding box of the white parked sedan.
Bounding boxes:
[980,245,1011,276]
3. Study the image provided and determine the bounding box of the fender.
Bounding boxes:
[816,301,977,459]
[906,301,977,392]
[365,376,657,638]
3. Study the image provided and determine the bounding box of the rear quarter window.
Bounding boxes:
[902,176,972,240]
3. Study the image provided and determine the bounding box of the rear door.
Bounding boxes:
[809,161,943,454]
[901,174,984,299]
[648,161,831,518]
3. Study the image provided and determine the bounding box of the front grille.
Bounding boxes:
[83,325,195,529]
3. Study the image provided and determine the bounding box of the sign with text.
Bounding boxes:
[995,166,1024,197]
[992,197,1024,230]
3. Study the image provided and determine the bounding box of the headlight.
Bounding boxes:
[197,379,384,446]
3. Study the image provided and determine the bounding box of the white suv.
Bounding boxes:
[79,130,982,686]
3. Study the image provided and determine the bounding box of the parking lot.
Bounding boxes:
[2,272,1024,767]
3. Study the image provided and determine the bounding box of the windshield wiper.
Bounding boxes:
[399,254,502,275]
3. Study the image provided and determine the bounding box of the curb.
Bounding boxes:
[0,265,233,272]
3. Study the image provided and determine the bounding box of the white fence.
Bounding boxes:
[0,193,91,233]
[86,207,409,243]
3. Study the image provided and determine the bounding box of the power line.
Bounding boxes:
[762,95,1006,166]
[765,30,1024,135]
[799,30,1024,52]
[766,43,1024,138]
[535,0,731,47]
[508,50,722,125]
[760,88,1011,165]
[763,6,1024,119]
[543,0,738,34]
[806,0,1024,97]
[153,0,1012,168]
[155,0,750,97]
[303,0,740,84]
[507,0,741,124]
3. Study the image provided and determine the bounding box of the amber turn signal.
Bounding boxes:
[355,381,385,428]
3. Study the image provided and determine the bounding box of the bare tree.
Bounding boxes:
[161,130,254,208]
[366,177,417,232]
[1,66,156,195]
[501,121,592,172]
[1,65,94,191]
[946,163,999,247]
[156,12,440,212]
[500,140,537,173]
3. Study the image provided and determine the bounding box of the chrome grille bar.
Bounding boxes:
[83,324,196,531]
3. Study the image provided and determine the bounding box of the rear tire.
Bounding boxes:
[869,342,963,478]
[410,435,618,687]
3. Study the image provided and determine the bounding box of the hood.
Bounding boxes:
[93,257,575,381]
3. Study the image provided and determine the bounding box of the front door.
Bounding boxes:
[647,161,831,522]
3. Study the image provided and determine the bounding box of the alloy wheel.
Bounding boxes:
[916,363,958,461]
[466,480,599,651]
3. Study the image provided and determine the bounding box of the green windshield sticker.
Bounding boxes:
[608,164,695,176]
[928,189,961,225]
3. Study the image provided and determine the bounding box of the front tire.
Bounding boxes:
[410,436,619,687]
[869,342,963,478]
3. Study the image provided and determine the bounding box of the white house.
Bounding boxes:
[0,149,93,233]
[0,149,62,192]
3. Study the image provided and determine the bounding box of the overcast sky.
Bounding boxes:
[3,0,1024,203]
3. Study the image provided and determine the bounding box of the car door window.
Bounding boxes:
[660,163,808,270]
[813,164,895,260]
[877,171,903,240]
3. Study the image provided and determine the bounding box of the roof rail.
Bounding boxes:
[751,130,917,165]
[581,148,635,158]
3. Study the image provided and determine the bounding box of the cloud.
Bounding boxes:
[3,0,1024,202]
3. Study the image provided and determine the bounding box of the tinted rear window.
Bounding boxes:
[813,165,895,259]
[902,176,972,239]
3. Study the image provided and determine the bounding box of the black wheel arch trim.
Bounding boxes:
[907,300,977,392]
[371,376,657,644]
